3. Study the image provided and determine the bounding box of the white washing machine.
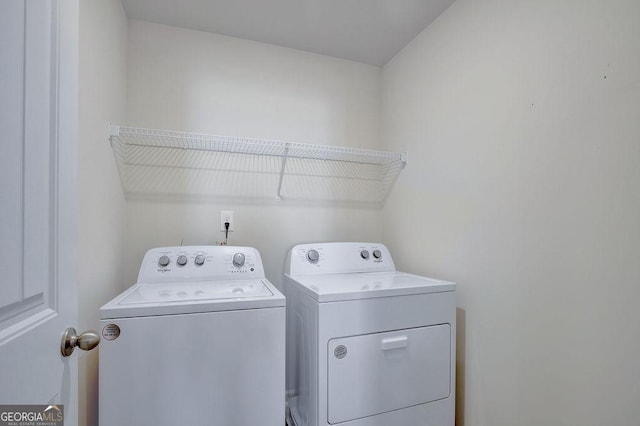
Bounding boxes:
[99,246,285,426]
[283,242,456,426]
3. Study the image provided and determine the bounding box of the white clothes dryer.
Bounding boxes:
[283,242,456,426]
[99,246,285,426]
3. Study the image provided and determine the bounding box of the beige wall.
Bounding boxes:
[77,1,128,425]
[77,1,640,424]
[123,21,384,285]
[381,0,640,425]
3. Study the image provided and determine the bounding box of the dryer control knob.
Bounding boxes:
[158,255,170,267]
[177,255,188,266]
[307,249,319,263]
[233,253,246,267]
[360,250,370,259]
[373,249,382,259]
[194,255,205,266]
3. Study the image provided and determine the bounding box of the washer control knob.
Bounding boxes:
[307,249,320,263]
[194,255,205,266]
[360,250,370,259]
[158,255,170,267]
[373,249,382,259]
[177,255,188,266]
[233,253,245,267]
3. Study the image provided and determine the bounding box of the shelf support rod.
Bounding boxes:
[276,143,290,201]
[400,152,408,168]
[107,123,120,142]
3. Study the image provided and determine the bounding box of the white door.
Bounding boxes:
[0,0,80,424]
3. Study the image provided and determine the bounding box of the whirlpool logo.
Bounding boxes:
[0,405,63,425]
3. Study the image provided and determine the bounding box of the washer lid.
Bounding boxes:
[100,279,285,319]
[285,271,455,302]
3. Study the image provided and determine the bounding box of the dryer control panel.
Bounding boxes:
[287,242,396,276]
[137,246,265,283]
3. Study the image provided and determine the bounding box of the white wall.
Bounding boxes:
[123,21,384,285]
[381,0,640,425]
[77,1,127,425]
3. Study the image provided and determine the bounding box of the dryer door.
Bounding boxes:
[327,324,450,424]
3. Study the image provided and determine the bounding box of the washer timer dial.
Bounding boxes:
[233,253,246,267]
[307,249,319,263]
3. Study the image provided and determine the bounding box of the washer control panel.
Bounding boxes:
[138,246,265,283]
[287,242,395,276]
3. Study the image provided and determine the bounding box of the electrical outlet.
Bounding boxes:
[220,211,234,232]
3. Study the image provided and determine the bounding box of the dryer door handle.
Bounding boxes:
[380,335,408,350]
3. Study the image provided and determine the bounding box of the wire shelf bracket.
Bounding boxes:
[108,124,407,207]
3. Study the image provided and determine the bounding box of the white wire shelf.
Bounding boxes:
[108,124,407,206]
